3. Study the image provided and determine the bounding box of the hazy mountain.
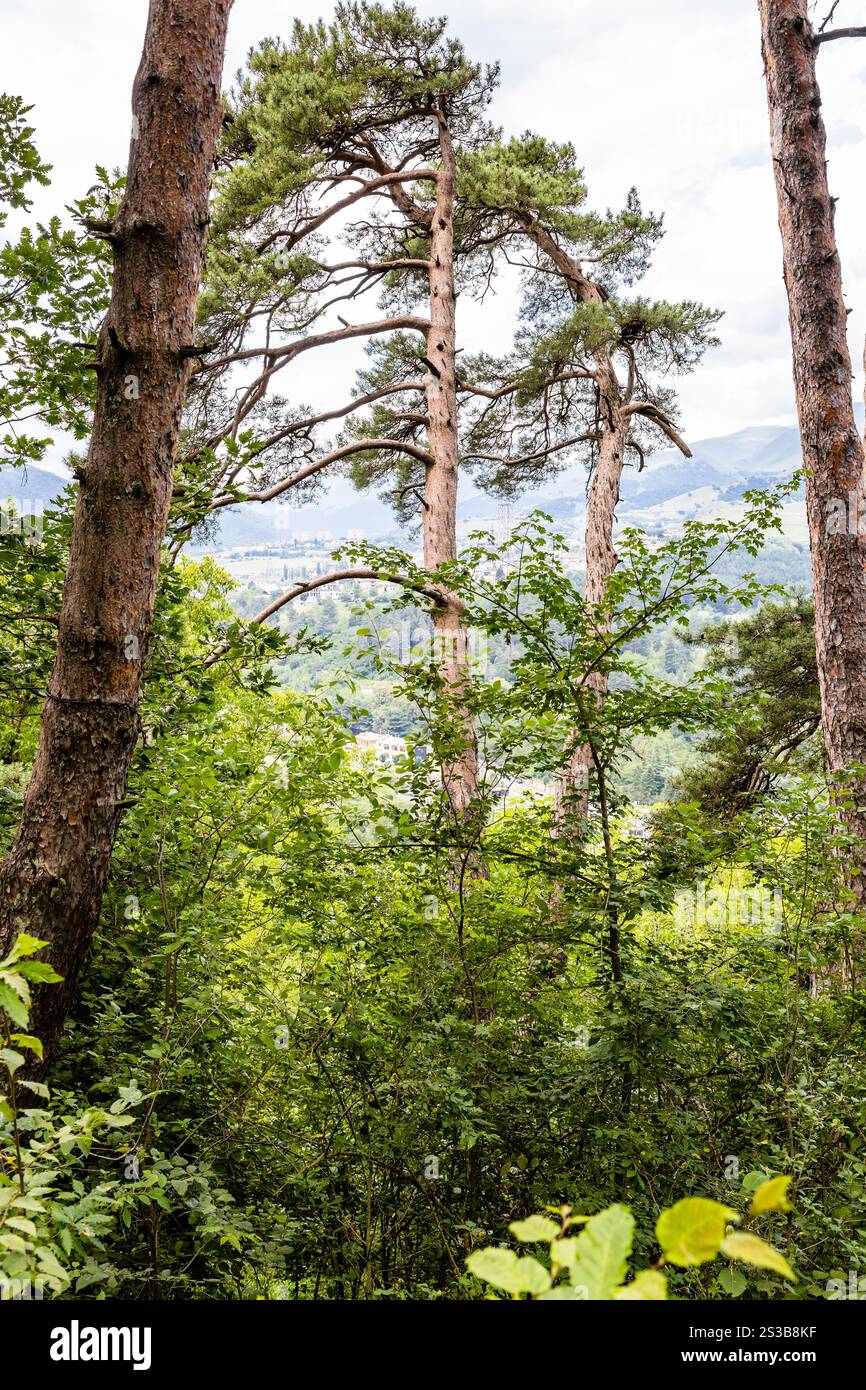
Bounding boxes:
[0,419,827,551]
[460,423,807,531]
[193,422,817,548]
[0,463,74,506]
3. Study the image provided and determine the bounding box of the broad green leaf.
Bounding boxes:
[10,933,49,958]
[741,1169,770,1193]
[512,1255,551,1296]
[466,1248,519,1291]
[17,1078,50,1098]
[613,1269,668,1300]
[509,1214,560,1243]
[720,1231,794,1281]
[748,1175,792,1217]
[35,1246,68,1281]
[0,933,48,967]
[656,1198,739,1267]
[0,1047,25,1074]
[4,1216,37,1237]
[569,1203,635,1299]
[0,980,29,1027]
[718,1267,748,1297]
[16,960,63,983]
[550,1236,580,1269]
[0,969,29,1003]
[466,1247,550,1295]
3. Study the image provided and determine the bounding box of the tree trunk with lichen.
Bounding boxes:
[0,0,233,1060]
[423,109,479,820]
[759,0,866,940]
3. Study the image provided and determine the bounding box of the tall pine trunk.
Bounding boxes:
[0,0,234,1058]
[517,218,625,829]
[758,0,866,930]
[557,365,627,824]
[423,108,479,818]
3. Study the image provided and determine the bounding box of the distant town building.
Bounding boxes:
[355,731,407,764]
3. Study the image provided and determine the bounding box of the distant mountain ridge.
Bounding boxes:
[0,418,828,549]
[0,465,73,506]
[462,423,803,516]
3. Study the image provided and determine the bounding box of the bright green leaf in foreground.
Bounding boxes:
[614,1269,668,1301]
[748,1175,793,1218]
[720,1231,794,1281]
[509,1214,561,1243]
[569,1203,635,1299]
[656,1198,739,1267]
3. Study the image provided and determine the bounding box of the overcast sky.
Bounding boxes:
[3,0,866,449]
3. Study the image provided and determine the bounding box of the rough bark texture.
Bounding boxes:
[560,363,627,820]
[0,0,233,1057]
[423,109,479,817]
[759,0,866,922]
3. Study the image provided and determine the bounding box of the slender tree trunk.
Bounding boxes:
[759,0,866,926]
[0,0,233,1058]
[517,217,626,828]
[423,109,479,817]
[557,368,627,822]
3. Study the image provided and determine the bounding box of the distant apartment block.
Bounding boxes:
[355,731,408,764]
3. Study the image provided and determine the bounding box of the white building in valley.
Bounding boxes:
[355,731,408,765]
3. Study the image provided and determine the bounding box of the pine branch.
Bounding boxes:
[815,26,866,44]
[200,315,429,374]
[625,401,692,456]
[464,434,598,468]
[208,437,434,511]
[256,170,437,254]
[201,381,427,459]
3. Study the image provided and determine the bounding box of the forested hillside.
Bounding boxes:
[2,0,866,1338]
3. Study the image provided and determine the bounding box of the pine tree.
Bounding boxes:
[676,596,820,819]
[757,0,866,931]
[455,137,720,828]
[177,4,680,820]
[0,0,234,1058]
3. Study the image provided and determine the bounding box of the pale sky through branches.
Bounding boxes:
[2,0,866,447]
